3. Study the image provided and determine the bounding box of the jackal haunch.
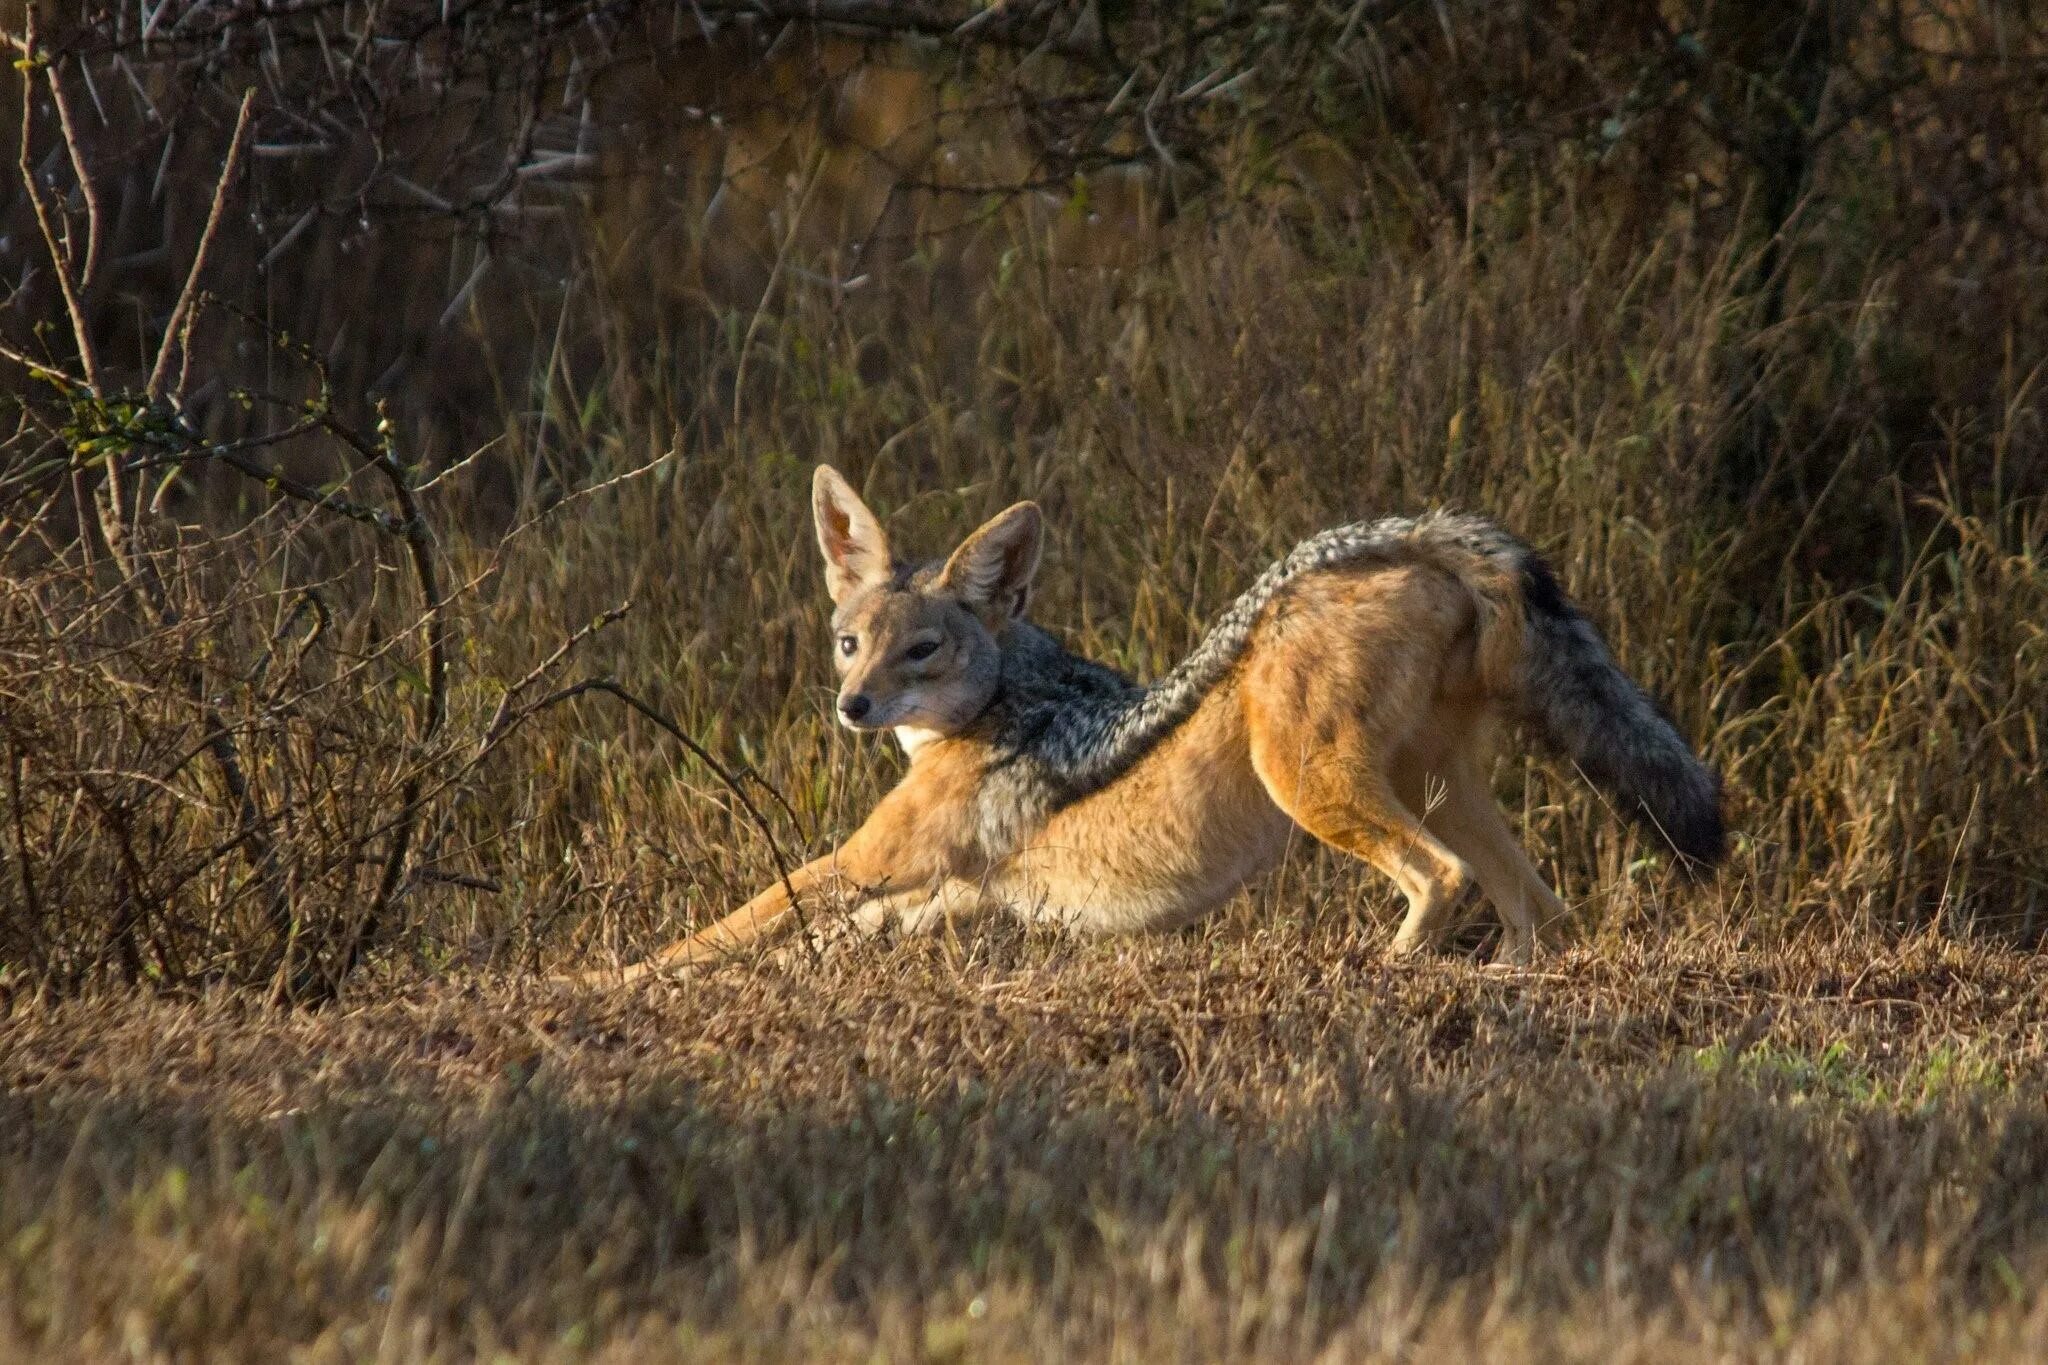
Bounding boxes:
[592,466,1724,979]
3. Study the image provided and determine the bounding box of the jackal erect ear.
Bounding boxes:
[938,501,1042,623]
[812,465,893,603]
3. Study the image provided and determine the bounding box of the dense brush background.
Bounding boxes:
[3,2,2048,1360]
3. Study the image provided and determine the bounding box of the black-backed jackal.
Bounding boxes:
[589,466,1723,980]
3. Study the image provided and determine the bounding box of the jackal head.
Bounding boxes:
[810,465,1041,745]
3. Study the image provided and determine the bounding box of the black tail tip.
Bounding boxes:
[1665,804,1728,878]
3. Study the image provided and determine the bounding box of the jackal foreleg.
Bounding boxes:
[569,737,992,986]
[759,875,991,966]
[573,850,864,985]
[575,763,981,985]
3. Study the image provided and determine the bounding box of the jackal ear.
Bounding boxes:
[938,501,1042,623]
[812,465,893,603]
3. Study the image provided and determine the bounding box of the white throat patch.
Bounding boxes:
[894,725,945,759]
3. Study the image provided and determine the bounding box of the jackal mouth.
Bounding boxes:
[836,693,918,731]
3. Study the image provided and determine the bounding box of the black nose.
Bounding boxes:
[839,694,872,722]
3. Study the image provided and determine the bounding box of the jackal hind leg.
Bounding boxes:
[1248,730,1475,955]
[1420,762,1567,967]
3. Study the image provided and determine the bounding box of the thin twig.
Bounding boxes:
[325,404,450,994]
[149,87,257,402]
[731,142,827,433]
[3,743,47,984]
[17,19,107,575]
[15,25,102,398]
[205,433,412,534]
[480,602,634,752]
[481,677,805,939]
[45,61,107,298]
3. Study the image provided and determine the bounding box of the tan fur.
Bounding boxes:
[579,470,1575,986]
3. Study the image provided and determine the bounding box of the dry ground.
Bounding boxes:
[6,922,2048,1362]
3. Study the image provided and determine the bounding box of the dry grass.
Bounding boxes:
[6,931,2048,1361]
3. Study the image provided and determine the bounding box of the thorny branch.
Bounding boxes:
[478,676,812,954]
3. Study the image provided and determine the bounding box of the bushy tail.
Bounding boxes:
[1488,541,1726,869]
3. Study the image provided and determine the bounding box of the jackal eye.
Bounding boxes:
[837,634,858,658]
[903,640,940,662]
